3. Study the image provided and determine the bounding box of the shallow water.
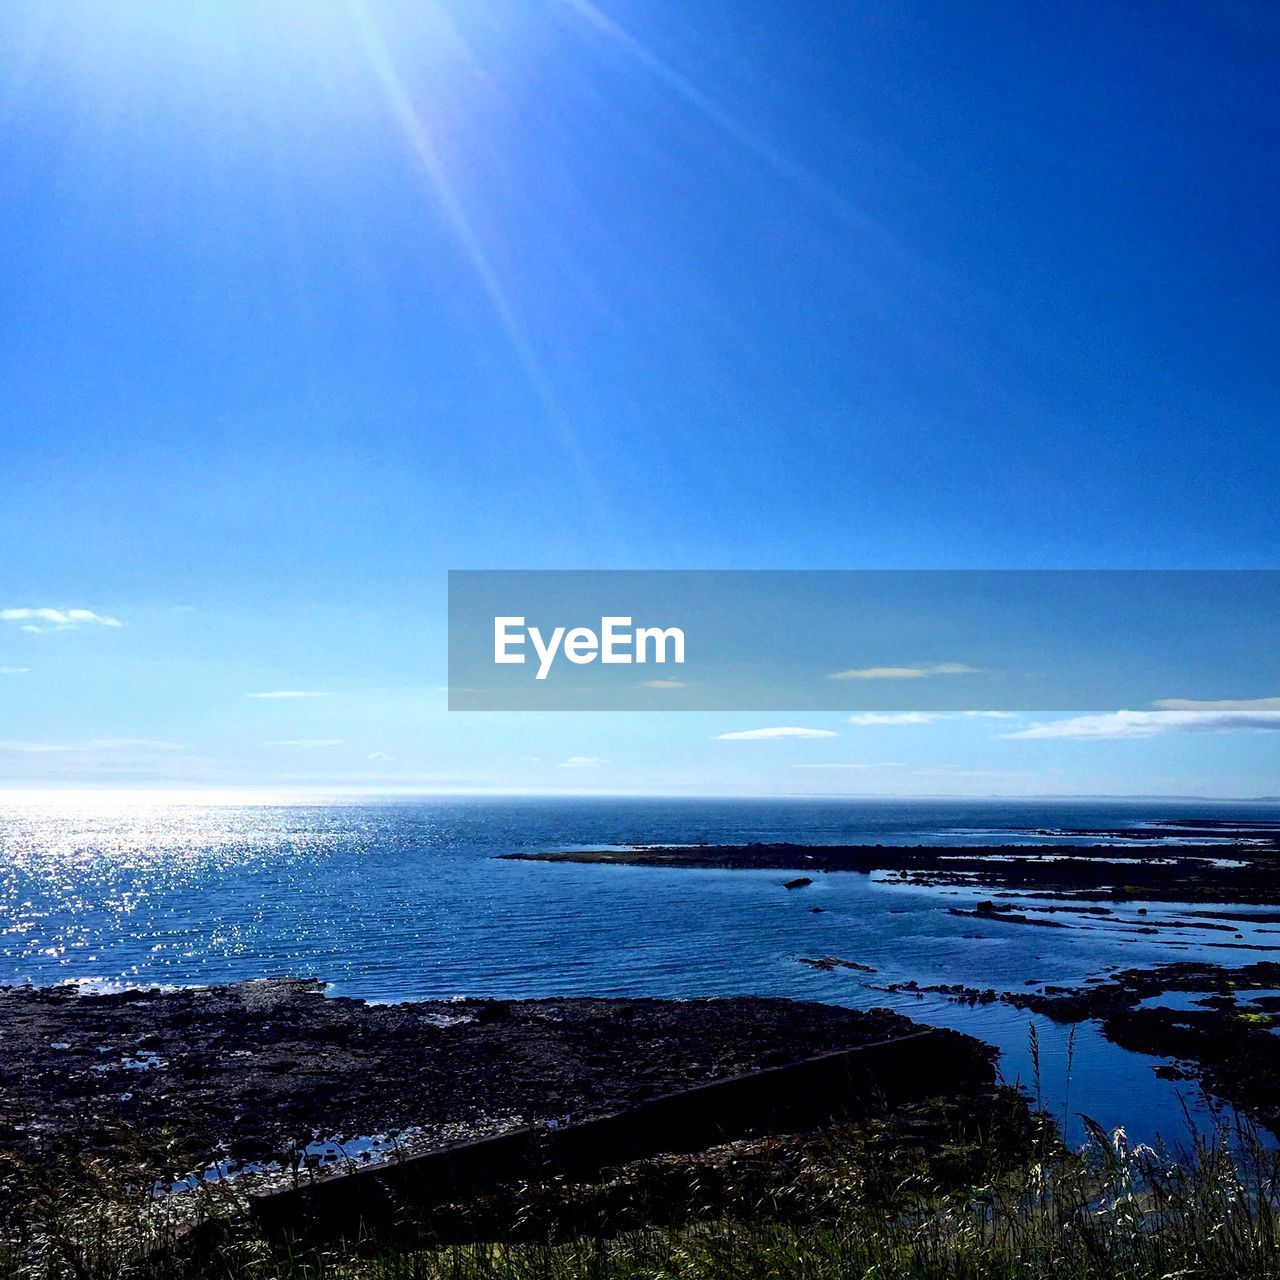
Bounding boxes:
[2,795,1277,1147]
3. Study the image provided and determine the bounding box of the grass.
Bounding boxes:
[222,1117,1280,1280]
[4,1032,1280,1280]
[6,1114,1280,1279]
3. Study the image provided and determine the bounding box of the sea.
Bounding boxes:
[2,794,1277,1149]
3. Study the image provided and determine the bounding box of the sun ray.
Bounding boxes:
[348,2,607,520]
[557,0,874,234]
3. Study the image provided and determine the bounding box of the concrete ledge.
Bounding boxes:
[249,1025,992,1238]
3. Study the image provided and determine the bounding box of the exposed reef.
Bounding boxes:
[882,961,1280,1135]
[500,819,1280,904]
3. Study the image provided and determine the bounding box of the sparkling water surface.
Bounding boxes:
[3,795,1277,1147]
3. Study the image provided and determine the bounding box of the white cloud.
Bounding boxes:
[261,738,344,748]
[1154,696,1280,712]
[912,766,1044,779]
[640,679,686,689]
[1005,709,1280,741]
[247,691,333,700]
[0,666,30,675]
[791,761,907,770]
[0,738,184,754]
[847,710,1017,726]
[847,712,943,726]
[829,662,983,681]
[792,761,1036,780]
[0,607,123,634]
[716,727,839,740]
[559,755,609,767]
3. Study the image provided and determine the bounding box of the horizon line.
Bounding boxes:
[0,786,1275,805]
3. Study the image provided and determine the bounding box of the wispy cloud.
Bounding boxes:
[246,691,333,700]
[1,607,122,634]
[559,755,609,767]
[0,738,184,754]
[829,662,984,681]
[792,762,1035,780]
[790,761,907,770]
[847,710,1017,726]
[261,738,345,748]
[1005,706,1280,740]
[368,751,395,762]
[640,678,686,690]
[847,712,943,726]
[1154,697,1280,712]
[911,766,1044,779]
[716,727,838,740]
[0,666,30,675]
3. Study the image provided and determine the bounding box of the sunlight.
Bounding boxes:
[346,1,604,512]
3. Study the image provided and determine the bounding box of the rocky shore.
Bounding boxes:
[500,819,1280,903]
[0,980,974,1179]
[883,961,1280,1136]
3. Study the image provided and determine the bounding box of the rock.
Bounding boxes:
[0,982,931,1174]
[799,956,877,974]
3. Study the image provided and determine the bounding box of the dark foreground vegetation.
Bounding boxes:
[0,1004,1276,1279]
[0,983,1010,1277]
[3,1083,1280,1280]
[7,965,1280,1278]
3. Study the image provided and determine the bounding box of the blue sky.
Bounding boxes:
[1,1,1277,795]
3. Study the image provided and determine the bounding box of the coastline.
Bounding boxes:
[881,960,1280,1138]
[0,979,981,1176]
[499,821,1280,904]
